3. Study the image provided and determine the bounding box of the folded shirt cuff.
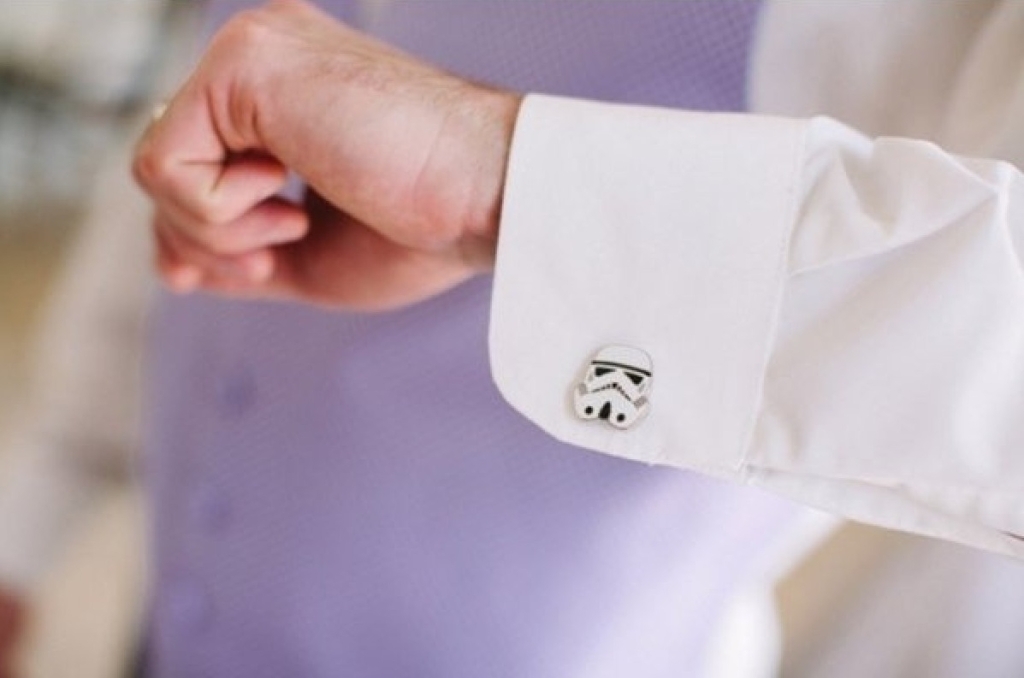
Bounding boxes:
[490,94,806,475]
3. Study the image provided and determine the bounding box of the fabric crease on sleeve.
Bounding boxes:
[489,93,1024,557]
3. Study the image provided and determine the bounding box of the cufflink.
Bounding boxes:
[573,345,652,429]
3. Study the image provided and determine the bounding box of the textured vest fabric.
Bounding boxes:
[145,3,794,677]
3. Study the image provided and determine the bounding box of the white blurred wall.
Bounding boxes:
[0,0,174,233]
[0,2,198,675]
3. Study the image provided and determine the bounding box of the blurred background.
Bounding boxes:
[1,0,158,429]
[0,2,201,676]
[0,0,184,425]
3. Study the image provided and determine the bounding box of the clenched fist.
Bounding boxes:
[134,0,521,310]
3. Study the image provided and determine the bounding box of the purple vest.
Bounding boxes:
[145,3,793,676]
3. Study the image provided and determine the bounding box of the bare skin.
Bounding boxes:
[134,0,521,310]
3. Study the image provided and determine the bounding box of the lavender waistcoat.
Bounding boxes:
[145,3,796,676]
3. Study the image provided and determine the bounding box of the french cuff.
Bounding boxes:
[489,94,806,476]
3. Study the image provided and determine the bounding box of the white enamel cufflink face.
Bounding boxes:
[573,345,652,430]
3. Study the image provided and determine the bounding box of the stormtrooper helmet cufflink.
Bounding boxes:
[573,345,652,430]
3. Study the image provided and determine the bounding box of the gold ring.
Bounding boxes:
[151,101,168,123]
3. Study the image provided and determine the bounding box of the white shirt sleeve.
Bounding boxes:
[490,94,1024,557]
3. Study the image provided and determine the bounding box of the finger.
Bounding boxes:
[154,228,202,293]
[196,196,309,255]
[156,230,284,302]
[133,78,231,197]
[156,213,275,285]
[138,142,289,229]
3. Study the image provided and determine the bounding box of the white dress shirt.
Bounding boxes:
[493,0,1024,558]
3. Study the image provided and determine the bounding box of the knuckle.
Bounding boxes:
[218,8,276,54]
[131,144,170,190]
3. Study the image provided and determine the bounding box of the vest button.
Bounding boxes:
[189,480,232,533]
[218,365,257,416]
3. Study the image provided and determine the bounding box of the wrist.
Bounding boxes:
[458,88,522,270]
